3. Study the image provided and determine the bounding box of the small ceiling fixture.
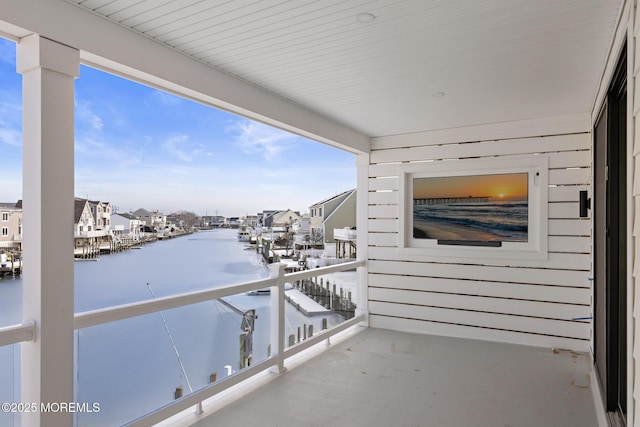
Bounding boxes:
[432,91,445,98]
[356,13,376,24]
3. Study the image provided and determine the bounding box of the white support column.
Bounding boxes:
[355,153,370,325]
[17,34,79,427]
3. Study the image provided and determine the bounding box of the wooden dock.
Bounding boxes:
[284,288,330,316]
[289,276,356,320]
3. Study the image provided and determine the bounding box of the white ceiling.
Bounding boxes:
[65,0,622,138]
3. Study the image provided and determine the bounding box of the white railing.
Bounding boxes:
[334,228,357,240]
[74,230,108,238]
[0,259,365,426]
[0,320,35,347]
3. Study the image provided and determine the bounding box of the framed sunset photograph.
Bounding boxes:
[397,156,549,261]
[412,173,528,243]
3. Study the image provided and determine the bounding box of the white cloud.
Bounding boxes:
[163,134,196,162]
[0,127,21,147]
[0,100,22,147]
[75,99,104,131]
[227,119,297,161]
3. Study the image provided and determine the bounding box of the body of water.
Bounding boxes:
[0,229,342,426]
[414,200,528,241]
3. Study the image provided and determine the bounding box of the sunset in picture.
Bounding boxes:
[413,173,528,242]
[413,173,528,201]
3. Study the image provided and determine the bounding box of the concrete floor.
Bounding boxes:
[190,327,600,427]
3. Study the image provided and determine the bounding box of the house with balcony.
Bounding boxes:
[88,200,111,231]
[74,198,99,257]
[0,201,21,249]
[111,213,143,243]
[0,1,637,427]
[132,208,167,232]
[74,199,95,238]
[309,189,357,245]
[74,198,121,256]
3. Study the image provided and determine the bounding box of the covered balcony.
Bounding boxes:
[0,0,635,426]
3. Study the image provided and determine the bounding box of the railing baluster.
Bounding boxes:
[270,263,287,374]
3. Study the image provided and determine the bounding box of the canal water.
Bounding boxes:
[0,229,343,426]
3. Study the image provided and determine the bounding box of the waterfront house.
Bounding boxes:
[258,210,278,227]
[88,200,111,231]
[292,214,311,236]
[309,189,357,244]
[166,215,183,231]
[1,1,636,426]
[200,215,225,228]
[74,198,99,257]
[226,216,241,228]
[74,199,95,238]
[243,215,259,227]
[269,210,301,229]
[262,209,301,229]
[132,208,167,232]
[0,201,21,249]
[110,213,143,242]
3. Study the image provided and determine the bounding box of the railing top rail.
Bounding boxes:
[74,275,277,330]
[74,259,364,330]
[284,259,364,282]
[0,320,35,347]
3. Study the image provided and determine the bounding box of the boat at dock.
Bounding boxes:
[0,252,21,276]
[237,227,251,242]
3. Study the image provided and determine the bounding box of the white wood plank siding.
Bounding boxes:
[368,118,592,351]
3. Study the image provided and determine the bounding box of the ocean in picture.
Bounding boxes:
[413,200,528,242]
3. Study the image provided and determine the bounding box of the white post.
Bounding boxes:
[269,263,287,373]
[17,34,79,427]
[355,153,370,324]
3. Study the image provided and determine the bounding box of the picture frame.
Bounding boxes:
[397,156,549,260]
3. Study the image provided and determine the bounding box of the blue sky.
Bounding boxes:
[0,38,356,216]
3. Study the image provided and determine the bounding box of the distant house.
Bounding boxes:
[166,215,183,230]
[201,215,225,227]
[74,198,96,237]
[0,201,22,249]
[292,214,310,234]
[292,214,317,250]
[258,210,278,227]
[262,210,301,229]
[111,213,143,241]
[244,215,259,227]
[309,190,356,243]
[132,208,166,231]
[89,200,112,231]
[270,210,301,228]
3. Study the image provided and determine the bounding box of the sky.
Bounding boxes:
[413,173,528,201]
[0,38,356,217]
